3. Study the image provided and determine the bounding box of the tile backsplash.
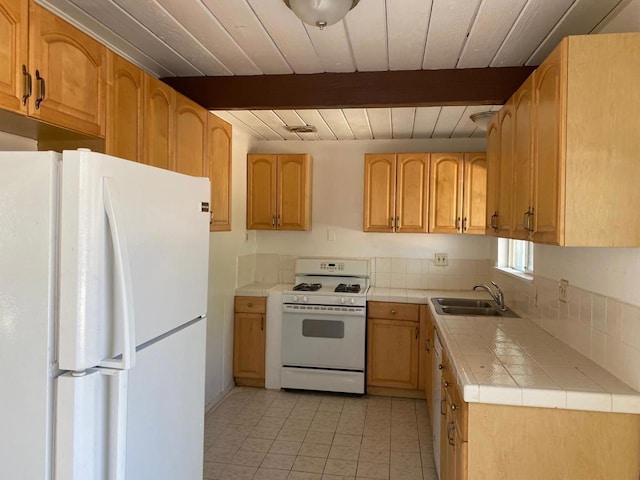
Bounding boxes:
[493,269,640,392]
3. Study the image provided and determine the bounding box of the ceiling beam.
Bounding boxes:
[161,67,535,110]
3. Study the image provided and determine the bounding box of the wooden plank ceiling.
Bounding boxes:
[36,0,637,140]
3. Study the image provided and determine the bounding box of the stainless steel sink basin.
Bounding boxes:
[431,298,519,318]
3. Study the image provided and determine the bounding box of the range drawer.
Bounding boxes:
[234,296,267,314]
[367,301,419,321]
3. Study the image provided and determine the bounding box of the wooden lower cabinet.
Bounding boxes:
[438,351,640,480]
[233,296,266,387]
[422,305,435,408]
[366,302,423,394]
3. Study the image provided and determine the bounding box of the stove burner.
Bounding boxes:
[293,282,322,292]
[335,283,361,293]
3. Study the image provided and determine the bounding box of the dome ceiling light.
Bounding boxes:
[283,0,361,30]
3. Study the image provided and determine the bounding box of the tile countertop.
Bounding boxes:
[369,287,640,415]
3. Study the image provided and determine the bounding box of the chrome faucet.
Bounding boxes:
[473,281,507,311]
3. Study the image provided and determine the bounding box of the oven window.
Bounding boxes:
[302,319,344,339]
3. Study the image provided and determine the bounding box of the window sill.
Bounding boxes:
[494,266,534,283]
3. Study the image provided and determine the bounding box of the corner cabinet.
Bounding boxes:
[247,153,312,231]
[206,113,232,232]
[363,153,429,233]
[233,296,266,387]
[429,153,486,235]
[28,1,106,137]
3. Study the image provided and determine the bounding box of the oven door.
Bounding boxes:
[282,304,365,371]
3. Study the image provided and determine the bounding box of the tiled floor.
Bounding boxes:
[203,388,438,480]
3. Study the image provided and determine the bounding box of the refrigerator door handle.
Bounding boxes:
[101,177,136,370]
[107,369,129,480]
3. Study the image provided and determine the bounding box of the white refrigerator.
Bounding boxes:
[0,149,211,480]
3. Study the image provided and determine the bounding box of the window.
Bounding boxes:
[497,238,534,274]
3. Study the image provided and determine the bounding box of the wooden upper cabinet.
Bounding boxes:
[247,153,310,231]
[429,153,464,234]
[247,154,277,230]
[396,154,429,233]
[485,115,500,235]
[363,153,396,232]
[511,75,535,241]
[532,42,564,245]
[0,0,28,114]
[278,154,311,231]
[463,152,487,235]
[363,153,428,233]
[206,113,232,232]
[28,1,106,137]
[106,52,143,162]
[143,75,174,170]
[497,102,514,238]
[173,94,207,177]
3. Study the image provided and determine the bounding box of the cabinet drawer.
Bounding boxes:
[234,296,266,314]
[368,302,419,321]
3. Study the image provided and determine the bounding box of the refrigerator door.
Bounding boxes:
[58,150,210,371]
[55,319,206,480]
[0,152,60,480]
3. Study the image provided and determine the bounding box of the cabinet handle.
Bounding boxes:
[463,217,467,232]
[441,398,447,416]
[261,316,264,331]
[491,212,499,232]
[395,216,399,230]
[447,422,455,446]
[271,215,276,228]
[21,65,32,105]
[210,210,214,225]
[277,214,281,227]
[528,207,535,232]
[455,216,461,230]
[389,217,394,230]
[522,210,529,231]
[415,326,418,339]
[425,338,430,352]
[35,70,45,109]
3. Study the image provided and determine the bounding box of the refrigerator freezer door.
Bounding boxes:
[58,150,210,371]
[0,152,60,480]
[55,319,206,480]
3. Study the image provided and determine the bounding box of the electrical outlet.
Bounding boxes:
[559,279,568,303]
[435,253,448,266]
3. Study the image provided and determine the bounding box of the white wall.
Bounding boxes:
[204,127,257,407]
[0,131,37,150]
[250,138,492,259]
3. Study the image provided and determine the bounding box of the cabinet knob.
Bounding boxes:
[391,309,396,314]
[451,403,457,411]
[444,381,450,388]
[247,302,253,307]
[438,364,444,370]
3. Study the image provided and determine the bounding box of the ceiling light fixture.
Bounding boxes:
[285,125,317,133]
[283,0,360,30]
[469,111,496,131]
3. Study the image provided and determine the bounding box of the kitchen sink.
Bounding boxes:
[431,298,519,318]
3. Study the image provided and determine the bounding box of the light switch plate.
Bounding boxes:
[435,253,448,266]
[559,279,568,303]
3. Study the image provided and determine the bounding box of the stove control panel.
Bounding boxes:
[320,262,344,272]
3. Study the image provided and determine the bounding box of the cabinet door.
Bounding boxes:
[233,312,265,381]
[367,318,419,389]
[143,75,174,170]
[396,153,429,233]
[0,0,27,114]
[511,75,535,240]
[247,154,277,230]
[363,153,396,232]
[533,42,565,245]
[278,154,311,231]
[206,113,232,232]
[106,52,143,162]
[28,2,106,137]
[463,153,487,235]
[429,153,464,234]
[174,94,207,177]
[485,116,500,235]
[497,103,514,237]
